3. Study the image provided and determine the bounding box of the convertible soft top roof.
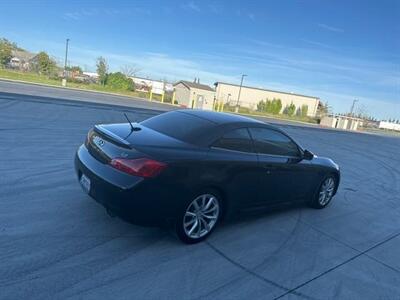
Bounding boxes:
[178,109,264,125]
[172,110,287,146]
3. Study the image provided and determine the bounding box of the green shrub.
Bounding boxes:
[106,72,134,91]
[270,98,282,114]
[301,104,308,117]
[34,51,57,76]
[257,100,266,112]
[285,102,296,116]
[257,98,281,114]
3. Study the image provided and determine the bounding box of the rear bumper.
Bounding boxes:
[74,145,176,225]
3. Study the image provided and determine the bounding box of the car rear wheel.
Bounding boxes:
[310,176,336,209]
[176,192,221,244]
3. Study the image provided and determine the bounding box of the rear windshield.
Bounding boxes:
[141,111,215,143]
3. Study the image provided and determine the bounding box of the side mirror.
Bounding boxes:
[303,149,314,160]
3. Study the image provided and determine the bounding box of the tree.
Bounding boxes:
[317,101,329,117]
[106,72,134,90]
[257,99,276,114]
[35,51,56,75]
[270,98,282,114]
[301,104,308,117]
[0,38,22,51]
[120,64,140,77]
[284,102,296,116]
[265,99,272,113]
[0,39,12,67]
[96,56,108,86]
[257,100,266,112]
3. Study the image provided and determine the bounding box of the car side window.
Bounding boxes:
[213,128,253,153]
[249,127,300,157]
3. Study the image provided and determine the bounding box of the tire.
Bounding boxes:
[176,190,222,244]
[309,175,337,209]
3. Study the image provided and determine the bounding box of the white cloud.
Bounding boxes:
[317,23,344,33]
[182,1,201,13]
[63,7,150,21]
[63,12,81,21]
[301,39,335,50]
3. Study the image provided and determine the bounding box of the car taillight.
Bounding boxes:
[110,158,167,178]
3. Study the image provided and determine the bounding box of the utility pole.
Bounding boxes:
[62,38,70,87]
[235,74,247,113]
[350,99,358,116]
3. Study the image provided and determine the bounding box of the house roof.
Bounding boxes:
[11,50,36,62]
[215,81,319,100]
[174,80,214,92]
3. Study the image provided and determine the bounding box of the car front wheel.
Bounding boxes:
[310,175,337,209]
[176,192,221,244]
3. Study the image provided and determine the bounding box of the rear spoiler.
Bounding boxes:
[93,125,131,148]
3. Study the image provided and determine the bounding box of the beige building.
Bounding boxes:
[215,82,320,117]
[174,81,215,110]
[320,115,363,131]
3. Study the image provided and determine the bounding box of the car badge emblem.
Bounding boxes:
[94,136,105,147]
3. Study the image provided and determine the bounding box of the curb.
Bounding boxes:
[0,77,179,109]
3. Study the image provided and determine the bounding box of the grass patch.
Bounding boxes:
[0,68,175,103]
[0,68,61,85]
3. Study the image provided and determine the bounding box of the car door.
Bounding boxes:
[206,127,261,211]
[248,127,313,205]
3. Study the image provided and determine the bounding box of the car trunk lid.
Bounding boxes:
[87,123,191,163]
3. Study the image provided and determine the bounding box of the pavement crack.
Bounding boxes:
[296,217,400,275]
[203,240,318,300]
[273,231,400,299]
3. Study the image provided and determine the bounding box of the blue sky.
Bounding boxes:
[1,0,399,119]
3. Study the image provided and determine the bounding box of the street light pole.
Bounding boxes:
[235,74,247,113]
[64,38,70,78]
[61,38,70,87]
[221,93,231,112]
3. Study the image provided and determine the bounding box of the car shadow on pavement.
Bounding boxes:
[224,201,306,225]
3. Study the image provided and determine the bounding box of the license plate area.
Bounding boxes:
[80,173,91,194]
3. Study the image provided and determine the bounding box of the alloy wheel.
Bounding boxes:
[183,194,220,239]
[319,177,335,206]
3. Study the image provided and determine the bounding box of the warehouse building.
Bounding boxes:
[174,80,215,110]
[214,82,320,117]
[379,121,400,132]
[320,115,363,131]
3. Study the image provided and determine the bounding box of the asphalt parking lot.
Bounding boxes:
[1,81,400,299]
